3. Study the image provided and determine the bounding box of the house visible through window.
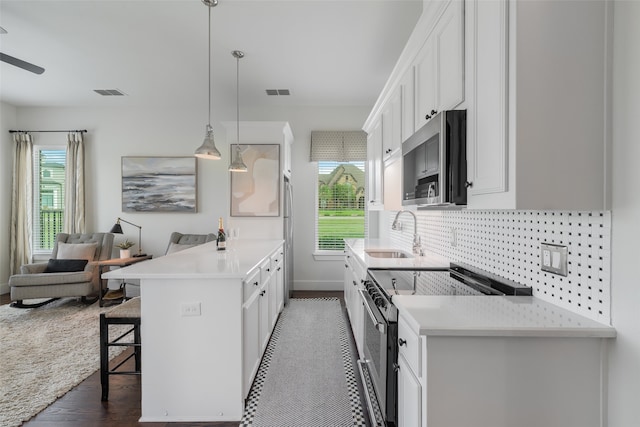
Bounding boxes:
[33,147,66,253]
[316,161,366,251]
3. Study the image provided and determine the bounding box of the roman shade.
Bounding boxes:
[310,130,367,162]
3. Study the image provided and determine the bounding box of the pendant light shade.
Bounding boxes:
[229,50,248,172]
[195,0,221,160]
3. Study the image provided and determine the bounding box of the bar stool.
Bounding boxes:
[99,296,141,401]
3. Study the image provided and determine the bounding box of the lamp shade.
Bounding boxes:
[195,125,221,159]
[110,223,124,234]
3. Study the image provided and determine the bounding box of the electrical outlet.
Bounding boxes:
[540,243,568,276]
[450,227,457,247]
[180,302,201,317]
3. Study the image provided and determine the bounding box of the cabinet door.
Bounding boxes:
[367,119,384,209]
[383,151,403,211]
[242,292,260,397]
[401,67,415,142]
[436,0,465,110]
[466,0,508,200]
[259,281,270,352]
[398,354,422,427]
[414,38,437,130]
[382,87,403,160]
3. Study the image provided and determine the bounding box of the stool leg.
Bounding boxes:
[134,321,141,372]
[100,314,109,401]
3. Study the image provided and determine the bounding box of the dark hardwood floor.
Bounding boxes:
[2,291,359,427]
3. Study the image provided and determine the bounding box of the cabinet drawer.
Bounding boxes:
[244,268,261,302]
[271,248,283,268]
[260,258,272,284]
[398,314,421,377]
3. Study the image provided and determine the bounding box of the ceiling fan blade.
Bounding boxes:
[0,52,45,74]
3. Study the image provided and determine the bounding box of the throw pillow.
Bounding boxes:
[56,242,98,261]
[166,242,197,254]
[44,258,89,273]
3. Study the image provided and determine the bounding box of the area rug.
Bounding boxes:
[241,298,366,427]
[0,298,128,427]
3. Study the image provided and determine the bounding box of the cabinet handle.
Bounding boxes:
[345,264,349,268]
[430,109,437,115]
[253,281,259,286]
[398,338,407,347]
[465,181,473,188]
[393,362,400,372]
[352,280,357,287]
[277,267,281,271]
[260,290,266,296]
[425,114,431,120]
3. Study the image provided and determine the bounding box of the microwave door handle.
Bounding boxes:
[359,289,386,333]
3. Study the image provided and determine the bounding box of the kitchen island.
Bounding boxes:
[102,239,284,423]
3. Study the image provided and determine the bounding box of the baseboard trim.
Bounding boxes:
[293,279,343,292]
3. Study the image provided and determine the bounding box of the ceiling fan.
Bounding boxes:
[0,26,45,75]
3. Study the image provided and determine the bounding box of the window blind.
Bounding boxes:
[33,147,66,252]
[310,130,367,162]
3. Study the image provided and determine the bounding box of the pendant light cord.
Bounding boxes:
[236,52,240,151]
[208,4,212,128]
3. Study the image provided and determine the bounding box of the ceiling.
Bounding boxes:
[0,0,422,110]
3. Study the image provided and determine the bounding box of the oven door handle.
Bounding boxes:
[359,289,386,334]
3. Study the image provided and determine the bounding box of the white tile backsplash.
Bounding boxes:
[386,210,611,324]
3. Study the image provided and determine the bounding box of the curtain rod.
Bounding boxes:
[9,129,87,134]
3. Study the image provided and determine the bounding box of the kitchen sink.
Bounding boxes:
[364,249,413,259]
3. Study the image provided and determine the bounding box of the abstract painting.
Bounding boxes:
[121,156,197,212]
[230,144,280,217]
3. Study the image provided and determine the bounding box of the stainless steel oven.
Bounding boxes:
[358,263,533,427]
[358,285,397,427]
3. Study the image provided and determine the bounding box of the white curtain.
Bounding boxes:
[10,133,33,275]
[64,132,85,233]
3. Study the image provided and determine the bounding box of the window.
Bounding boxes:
[316,161,366,251]
[33,147,66,253]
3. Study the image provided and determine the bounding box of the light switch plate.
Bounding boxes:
[540,243,568,276]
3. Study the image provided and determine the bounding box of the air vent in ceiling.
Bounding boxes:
[94,89,126,96]
[266,89,290,96]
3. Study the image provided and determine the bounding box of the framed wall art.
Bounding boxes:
[230,144,280,217]
[121,156,197,212]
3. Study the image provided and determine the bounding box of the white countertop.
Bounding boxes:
[345,238,450,269]
[394,295,616,338]
[102,239,283,280]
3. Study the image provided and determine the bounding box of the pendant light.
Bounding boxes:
[229,50,248,172]
[194,0,221,160]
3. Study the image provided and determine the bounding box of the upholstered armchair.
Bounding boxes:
[9,232,114,308]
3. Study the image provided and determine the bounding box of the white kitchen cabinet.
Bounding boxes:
[415,0,464,130]
[242,281,260,397]
[367,118,384,210]
[382,86,403,161]
[273,249,284,314]
[401,67,415,141]
[343,245,366,358]
[466,0,610,210]
[397,353,422,427]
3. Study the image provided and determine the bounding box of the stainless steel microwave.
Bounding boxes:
[402,110,467,207]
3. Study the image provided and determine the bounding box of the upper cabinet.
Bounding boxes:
[382,86,403,161]
[365,0,611,212]
[415,0,465,130]
[466,0,611,210]
[367,118,384,210]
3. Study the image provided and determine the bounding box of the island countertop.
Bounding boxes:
[102,239,283,280]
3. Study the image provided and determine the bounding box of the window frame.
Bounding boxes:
[32,145,66,255]
[313,160,367,260]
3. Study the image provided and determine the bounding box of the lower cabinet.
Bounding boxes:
[397,353,422,427]
[344,246,366,358]
[242,244,285,398]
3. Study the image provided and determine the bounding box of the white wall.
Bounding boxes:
[0,102,17,294]
[2,104,368,292]
[608,1,640,425]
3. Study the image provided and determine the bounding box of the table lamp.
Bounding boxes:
[110,217,146,257]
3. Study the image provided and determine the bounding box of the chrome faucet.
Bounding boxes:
[391,210,424,256]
